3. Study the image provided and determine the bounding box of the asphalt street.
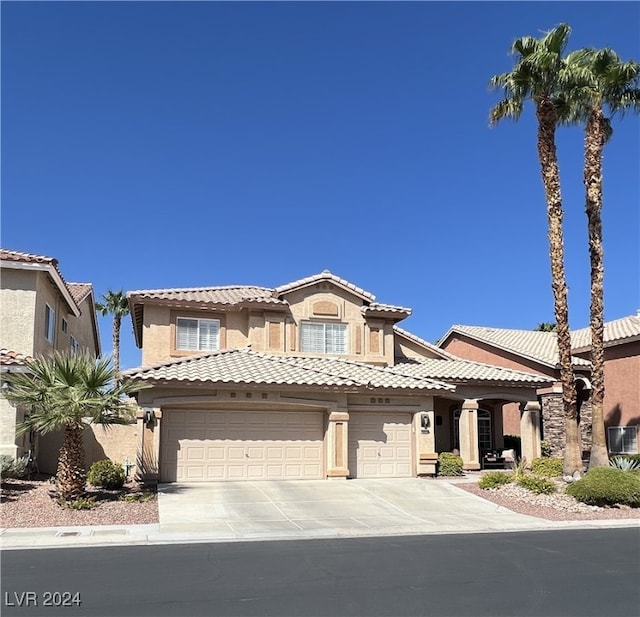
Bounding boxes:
[2,528,639,617]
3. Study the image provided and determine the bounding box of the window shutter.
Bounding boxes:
[176,318,198,350]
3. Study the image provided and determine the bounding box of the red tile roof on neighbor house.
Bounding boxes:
[0,349,33,367]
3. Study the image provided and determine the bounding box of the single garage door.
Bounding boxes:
[348,412,412,478]
[161,410,324,482]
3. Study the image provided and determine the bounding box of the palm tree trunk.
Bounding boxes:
[535,98,582,476]
[585,107,608,468]
[56,425,86,500]
[113,314,121,383]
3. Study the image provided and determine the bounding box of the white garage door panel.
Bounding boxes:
[348,412,412,478]
[161,410,324,482]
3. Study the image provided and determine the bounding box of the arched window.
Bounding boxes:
[453,409,492,451]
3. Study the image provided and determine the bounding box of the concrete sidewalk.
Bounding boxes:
[2,478,638,550]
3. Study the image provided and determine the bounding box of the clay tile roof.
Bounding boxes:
[390,357,552,385]
[442,325,591,368]
[122,349,454,391]
[275,270,376,301]
[0,349,33,366]
[363,302,412,316]
[571,313,640,350]
[0,249,57,266]
[127,285,284,306]
[67,283,93,305]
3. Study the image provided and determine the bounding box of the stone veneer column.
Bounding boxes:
[459,399,480,470]
[520,401,542,466]
[540,392,565,457]
[326,410,349,479]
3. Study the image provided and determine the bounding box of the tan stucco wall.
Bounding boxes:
[0,398,29,458]
[71,295,100,357]
[0,269,37,355]
[138,283,402,366]
[36,423,138,476]
[394,337,445,360]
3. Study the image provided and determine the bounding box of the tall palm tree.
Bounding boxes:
[489,24,583,476]
[3,352,146,500]
[96,290,130,380]
[559,49,640,468]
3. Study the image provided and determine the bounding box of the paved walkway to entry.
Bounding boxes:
[2,477,637,550]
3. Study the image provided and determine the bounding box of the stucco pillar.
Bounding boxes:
[520,401,542,467]
[326,410,349,479]
[415,396,437,475]
[459,399,480,470]
[136,407,161,483]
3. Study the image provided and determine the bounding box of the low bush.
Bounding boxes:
[0,455,29,480]
[566,467,640,507]
[87,460,126,490]
[531,457,563,478]
[57,496,97,510]
[540,440,552,458]
[478,472,512,489]
[438,452,464,477]
[516,475,557,495]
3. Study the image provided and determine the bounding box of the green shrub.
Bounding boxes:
[0,455,29,480]
[517,475,557,495]
[87,460,126,490]
[58,496,97,510]
[566,467,640,507]
[540,440,552,458]
[531,457,563,478]
[478,472,512,489]
[438,452,464,476]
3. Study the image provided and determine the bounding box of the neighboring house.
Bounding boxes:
[124,271,552,483]
[0,249,101,465]
[437,313,640,457]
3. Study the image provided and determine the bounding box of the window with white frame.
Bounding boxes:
[70,336,79,354]
[300,322,348,354]
[45,305,55,343]
[176,317,220,351]
[608,426,638,454]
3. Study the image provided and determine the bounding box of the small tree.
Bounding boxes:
[4,352,146,500]
[96,290,130,381]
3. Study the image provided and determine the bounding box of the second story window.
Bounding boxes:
[300,322,348,354]
[176,317,220,351]
[45,305,55,343]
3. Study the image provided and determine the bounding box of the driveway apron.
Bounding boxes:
[157,478,550,540]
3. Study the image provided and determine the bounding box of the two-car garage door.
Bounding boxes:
[160,409,413,482]
[161,410,324,482]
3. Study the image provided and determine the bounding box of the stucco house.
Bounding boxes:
[437,313,640,457]
[0,249,101,461]
[123,271,553,483]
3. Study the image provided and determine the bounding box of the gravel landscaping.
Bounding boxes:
[1,475,158,529]
[456,478,640,521]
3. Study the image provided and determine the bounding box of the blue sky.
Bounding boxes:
[2,1,638,370]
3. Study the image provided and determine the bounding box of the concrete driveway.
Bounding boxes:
[157,478,551,542]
